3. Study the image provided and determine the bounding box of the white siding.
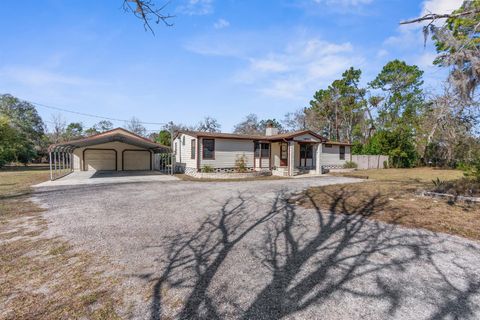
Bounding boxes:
[320,144,351,166]
[175,134,197,169]
[200,138,254,169]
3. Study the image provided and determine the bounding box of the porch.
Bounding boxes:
[254,140,323,177]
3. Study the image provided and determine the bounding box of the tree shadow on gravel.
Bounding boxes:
[146,188,480,320]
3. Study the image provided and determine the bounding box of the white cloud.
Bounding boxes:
[234,38,361,99]
[177,0,213,15]
[421,0,463,16]
[213,18,230,29]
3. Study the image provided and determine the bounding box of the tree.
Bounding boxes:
[0,94,45,147]
[0,116,36,166]
[196,116,221,133]
[401,1,480,102]
[233,114,262,135]
[155,130,171,146]
[63,122,84,141]
[369,60,424,130]
[122,0,174,34]
[94,120,114,132]
[50,114,66,144]
[282,109,306,132]
[126,117,147,136]
[308,67,366,142]
[259,119,283,133]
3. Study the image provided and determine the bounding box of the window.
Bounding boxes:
[339,146,345,160]
[300,144,313,158]
[191,139,196,159]
[280,143,288,160]
[261,143,270,158]
[203,139,215,159]
[254,142,270,158]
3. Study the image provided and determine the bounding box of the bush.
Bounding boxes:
[431,177,480,197]
[343,161,357,169]
[201,165,214,173]
[235,154,248,173]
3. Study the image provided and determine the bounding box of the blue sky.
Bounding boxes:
[0,0,462,132]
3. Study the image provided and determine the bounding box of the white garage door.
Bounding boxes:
[84,149,116,171]
[123,150,150,170]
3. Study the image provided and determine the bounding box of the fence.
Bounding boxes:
[153,153,175,175]
[351,155,389,170]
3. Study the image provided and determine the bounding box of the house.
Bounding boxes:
[48,128,169,179]
[173,125,352,176]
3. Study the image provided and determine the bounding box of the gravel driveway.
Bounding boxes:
[33,176,480,320]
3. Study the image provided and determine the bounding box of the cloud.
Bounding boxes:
[234,38,361,99]
[213,18,230,29]
[0,66,101,87]
[421,0,463,16]
[176,0,214,15]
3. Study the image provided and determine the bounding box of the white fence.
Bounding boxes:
[153,153,175,175]
[352,155,389,170]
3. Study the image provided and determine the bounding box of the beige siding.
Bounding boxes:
[73,141,150,171]
[271,142,281,168]
[320,144,351,166]
[124,150,150,170]
[175,134,197,169]
[200,138,254,169]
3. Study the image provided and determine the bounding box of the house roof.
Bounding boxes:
[48,128,170,152]
[175,129,329,142]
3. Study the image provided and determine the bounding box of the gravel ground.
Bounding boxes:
[33,176,480,320]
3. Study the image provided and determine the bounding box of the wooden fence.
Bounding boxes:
[351,155,389,170]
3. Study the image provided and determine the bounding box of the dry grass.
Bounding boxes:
[0,167,123,319]
[299,168,480,241]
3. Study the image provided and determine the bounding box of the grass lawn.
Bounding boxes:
[298,168,480,241]
[0,167,122,320]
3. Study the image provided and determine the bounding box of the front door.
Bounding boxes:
[299,144,313,168]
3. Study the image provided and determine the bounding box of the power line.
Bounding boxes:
[24,98,168,126]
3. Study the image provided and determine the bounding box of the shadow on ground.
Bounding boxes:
[140,188,480,320]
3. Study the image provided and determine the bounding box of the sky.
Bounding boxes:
[0,0,463,133]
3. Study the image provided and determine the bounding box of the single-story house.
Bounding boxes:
[173,125,352,176]
[48,128,169,179]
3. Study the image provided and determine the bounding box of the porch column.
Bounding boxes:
[316,143,322,174]
[288,141,295,176]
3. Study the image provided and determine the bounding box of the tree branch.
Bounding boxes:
[400,9,480,25]
[123,0,174,35]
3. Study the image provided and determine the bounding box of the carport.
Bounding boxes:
[48,128,171,180]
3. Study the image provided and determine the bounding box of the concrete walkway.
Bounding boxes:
[34,170,179,187]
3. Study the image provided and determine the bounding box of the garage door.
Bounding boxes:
[84,149,116,171]
[123,150,151,170]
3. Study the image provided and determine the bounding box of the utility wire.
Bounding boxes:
[24,98,168,126]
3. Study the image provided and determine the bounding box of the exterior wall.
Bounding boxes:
[123,150,151,170]
[174,133,198,172]
[320,144,351,167]
[292,133,322,143]
[73,141,150,171]
[200,138,254,170]
[271,142,281,168]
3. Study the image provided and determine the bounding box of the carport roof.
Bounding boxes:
[48,128,170,152]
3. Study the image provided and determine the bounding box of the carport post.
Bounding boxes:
[54,151,57,180]
[49,152,53,180]
[62,151,66,174]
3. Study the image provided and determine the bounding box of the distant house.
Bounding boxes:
[173,125,352,176]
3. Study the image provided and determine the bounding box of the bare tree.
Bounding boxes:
[196,116,221,133]
[123,0,174,34]
[50,113,66,144]
[126,116,147,136]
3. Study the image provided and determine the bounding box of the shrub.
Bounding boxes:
[431,177,480,197]
[201,165,214,173]
[235,154,248,173]
[343,161,357,169]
